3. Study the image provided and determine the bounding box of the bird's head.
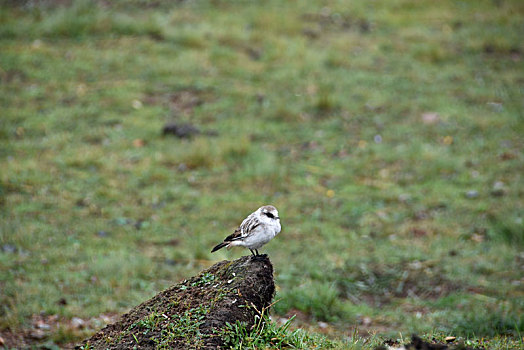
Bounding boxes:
[259,205,280,222]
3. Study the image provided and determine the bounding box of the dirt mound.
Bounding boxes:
[379,335,475,350]
[78,255,274,349]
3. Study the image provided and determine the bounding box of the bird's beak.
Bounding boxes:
[275,216,280,220]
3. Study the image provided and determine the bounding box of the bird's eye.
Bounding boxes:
[265,212,274,218]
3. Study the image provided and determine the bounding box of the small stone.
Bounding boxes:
[32,39,43,49]
[491,181,506,197]
[421,112,440,124]
[162,123,201,139]
[71,317,85,329]
[2,244,17,253]
[471,233,484,243]
[30,329,46,340]
[34,320,51,330]
[445,336,456,343]
[131,99,143,109]
[465,190,479,199]
[97,231,109,237]
[409,261,422,270]
[318,321,328,329]
[165,259,176,266]
[100,314,113,324]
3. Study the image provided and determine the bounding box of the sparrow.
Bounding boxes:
[211,205,281,256]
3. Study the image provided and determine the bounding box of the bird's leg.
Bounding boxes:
[249,249,256,256]
[251,249,268,260]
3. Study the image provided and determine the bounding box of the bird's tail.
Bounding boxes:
[211,242,228,253]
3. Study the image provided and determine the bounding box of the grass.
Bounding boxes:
[1,0,523,348]
[221,312,340,350]
[128,306,209,349]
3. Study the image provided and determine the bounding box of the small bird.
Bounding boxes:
[211,205,281,257]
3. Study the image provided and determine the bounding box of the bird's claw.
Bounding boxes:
[251,253,268,261]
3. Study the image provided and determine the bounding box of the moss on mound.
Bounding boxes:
[79,255,275,349]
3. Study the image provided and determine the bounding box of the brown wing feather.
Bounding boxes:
[223,228,243,242]
[223,212,261,241]
[239,213,261,237]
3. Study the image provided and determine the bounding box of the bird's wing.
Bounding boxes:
[222,212,261,242]
[223,227,243,242]
[238,213,261,237]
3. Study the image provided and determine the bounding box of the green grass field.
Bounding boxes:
[1,0,523,348]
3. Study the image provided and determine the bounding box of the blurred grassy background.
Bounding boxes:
[1,0,523,348]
